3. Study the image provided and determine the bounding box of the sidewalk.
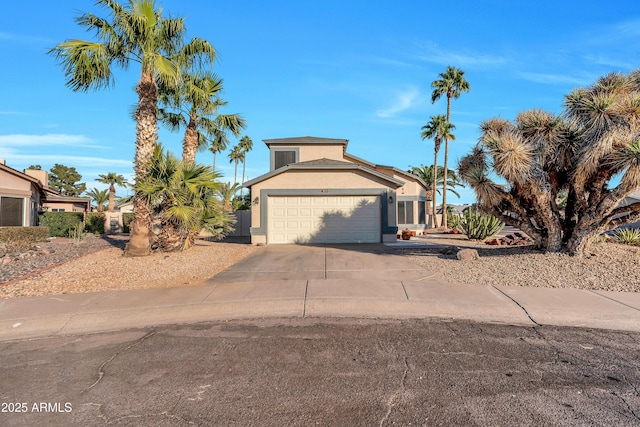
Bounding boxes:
[2,274,640,342]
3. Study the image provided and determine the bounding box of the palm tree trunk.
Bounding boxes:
[442,94,452,228]
[432,155,439,228]
[108,183,115,212]
[182,113,198,165]
[234,160,238,186]
[241,159,246,197]
[125,69,156,257]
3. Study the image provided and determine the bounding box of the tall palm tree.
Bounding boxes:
[238,135,253,192]
[49,0,215,256]
[85,188,109,212]
[228,144,244,188]
[209,128,230,170]
[420,115,456,227]
[158,71,245,165]
[431,66,470,227]
[96,172,128,212]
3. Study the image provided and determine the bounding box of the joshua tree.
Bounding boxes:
[50,0,215,256]
[96,172,128,212]
[458,70,640,257]
[421,115,456,227]
[85,188,109,212]
[431,66,470,227]
[158,71,245,165]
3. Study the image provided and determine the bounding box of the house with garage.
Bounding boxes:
[242,137,432,245]
[0,160,90,226]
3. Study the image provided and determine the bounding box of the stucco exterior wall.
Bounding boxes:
[0,169,41,226]
[249,169,395,229]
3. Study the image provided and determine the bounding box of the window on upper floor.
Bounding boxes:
[273,150,297,170]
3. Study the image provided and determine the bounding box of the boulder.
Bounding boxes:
[456,248,479,261]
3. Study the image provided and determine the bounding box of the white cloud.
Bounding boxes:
[376,88,421,118]
[413,42,508,69]
[0,133,102,148]
[518,72,592,86]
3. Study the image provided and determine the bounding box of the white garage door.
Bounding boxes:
[268,195,381,244]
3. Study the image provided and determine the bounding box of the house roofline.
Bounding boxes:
[263,136,349,148]
[243,161,404,188]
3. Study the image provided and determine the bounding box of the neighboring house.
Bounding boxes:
[243,136,432,245]
[0,160,90,226]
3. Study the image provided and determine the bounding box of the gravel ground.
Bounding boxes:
[0,235,259,299]
[2,232,638,299]
[402,233,640,292]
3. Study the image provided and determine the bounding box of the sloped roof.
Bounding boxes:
[243,158,404,188]
[343,153,431,191]
[263,136,349,147]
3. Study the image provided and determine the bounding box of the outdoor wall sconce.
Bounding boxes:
[388,195,394,204]
[253,197,259,205]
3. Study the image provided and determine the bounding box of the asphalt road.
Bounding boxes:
[1,318,639,426]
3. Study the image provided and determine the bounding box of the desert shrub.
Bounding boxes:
[122,212,134,233]
[39,212,84,237]
[614,228,640,245]
[85,212,105,234]
[0,226,50,255]
[460,209,505,240]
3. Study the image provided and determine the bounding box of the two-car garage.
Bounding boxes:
[267,195,381,244]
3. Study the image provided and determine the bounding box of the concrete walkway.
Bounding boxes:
[2,244,640,341]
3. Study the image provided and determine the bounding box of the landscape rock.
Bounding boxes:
[456,248,479,261]
[439,246,460,255]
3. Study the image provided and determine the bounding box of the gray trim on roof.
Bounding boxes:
[243,161,405,188]
[263,136,349,147]
[344,153,431,192]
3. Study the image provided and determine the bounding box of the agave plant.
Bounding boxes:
[458,70,640,256]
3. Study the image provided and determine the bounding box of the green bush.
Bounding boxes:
[39,212,84,237]
[459,209,505,240]
[122,212,135,233]
[614,228,640,245]
[0,226,50,255]
[85,212,105,234]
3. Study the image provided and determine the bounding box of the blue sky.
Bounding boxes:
[1,1,639,204]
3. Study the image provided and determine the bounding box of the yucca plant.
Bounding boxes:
[614,228,640,245]
[458,70,640,257]
[459,209,505,240]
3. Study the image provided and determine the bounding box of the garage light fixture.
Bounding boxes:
[253,197,259,205]
[388,195,394,204]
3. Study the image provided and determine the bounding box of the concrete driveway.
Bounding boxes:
[208,244,432,282]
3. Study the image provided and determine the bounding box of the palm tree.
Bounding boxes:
[158,71,245,165]
[85,188,109,212]
[209,129,230,170]
[49,0,215,256]
[137,145,234,251]
[238,135,253,193]
[216,182,241,213]
[228,144,244,188]
[96,172,128,212]
[421,115,455,227]
[409,165,465,198]
[431,66,470,227]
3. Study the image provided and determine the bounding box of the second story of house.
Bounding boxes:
[265,136,348,171]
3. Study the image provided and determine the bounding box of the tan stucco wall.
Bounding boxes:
[1,169,41,226]
[250,169,395,229]
[43,201,87,212]
[269,144,345,165]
